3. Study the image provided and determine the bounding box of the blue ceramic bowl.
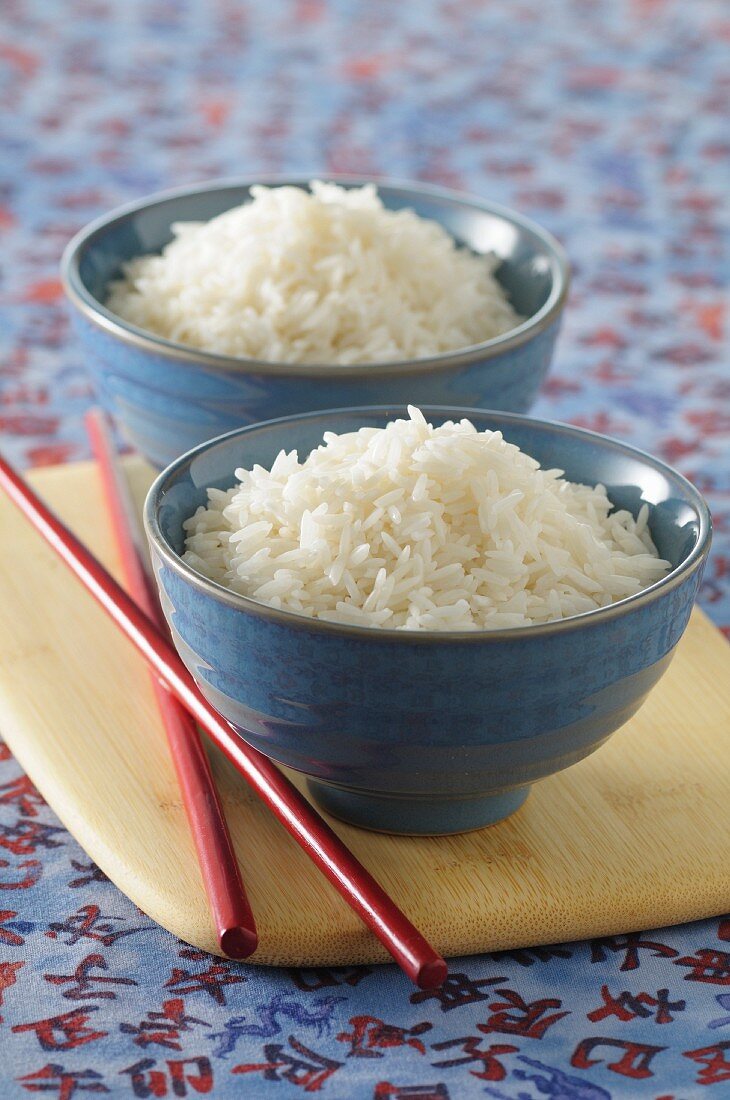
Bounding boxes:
[62,177,569,469]
[144,406,710,835]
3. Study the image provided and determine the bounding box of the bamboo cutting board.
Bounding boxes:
[1,458,728,966]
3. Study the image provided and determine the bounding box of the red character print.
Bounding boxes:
[0,908,25,946]
[120,999,211,1050]
[0,775,45,817]
[0,959,25,1020]
[121,1057,213,1097]
[337,1015,432,1057]
[675,949,730,984]
[164,964,247,1005]
[44,953,137,1001]
[683,1041,730,1086]
[478,989,569,1039]
[17,1064,108,1099]
[590,933,679,971]
[0,820,65,855]
[13,1007,106,1050]
[234,1036,343,1090]
[46,904,151,946]
[572,1037,666,1079]
[0,856,42,890]
[374,1085,450,1099]
[410,972,506,1013]
[587,984,686,1024]
[431,1036,518,1080]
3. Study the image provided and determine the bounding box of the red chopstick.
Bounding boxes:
[85,409,257,960]
[0,449,447,990]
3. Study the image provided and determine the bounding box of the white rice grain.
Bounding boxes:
[181,407,671,630]
[107,182,522,364]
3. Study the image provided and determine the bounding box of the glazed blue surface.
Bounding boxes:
[63,179,566,469]
[144,408,710,835]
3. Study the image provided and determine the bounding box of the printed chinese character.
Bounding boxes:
[0,820,65,855]
[410,971,506,1012]
[0,775,45,817]
[13,1007,106,1050]
[590,933,679,971]
[431,1037,517,1080]
[46,904,151,946]
[119,1059,166,1099]
[120,999,211,1050]
[337,1016,432,1058]
[572,1037,666,1079]
[288,966,372,991]
[0,907,25,945]
[0,856,42,890]
[478,989,569,1039]
[233,1035,342,1090]
[489,946,572,967]
[683,1041,730,1086]
[587,984,686,1024]
[17,1063,109,1099]
[68,862,109,889]
[121,1057,213,1097]
[176,943,213,962]
[675,949,730,984]
[0,959,25,1021]
[373,1085,450,1099]
[44,953,137,1001]
[164,964,247,1005]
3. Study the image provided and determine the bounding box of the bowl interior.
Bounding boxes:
[74,180,559,332]
[152,408,705,591]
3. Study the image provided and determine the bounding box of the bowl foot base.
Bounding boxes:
[306,780,531,835]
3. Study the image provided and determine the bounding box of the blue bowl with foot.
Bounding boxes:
[143,406,711,835]
[62,177,568,469]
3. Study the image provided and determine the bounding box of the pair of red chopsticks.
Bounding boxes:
[0,411,447,991]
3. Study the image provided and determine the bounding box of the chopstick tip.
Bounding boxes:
[219,925,259,960]
[416,955,448,991]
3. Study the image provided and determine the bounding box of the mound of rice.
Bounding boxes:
[107,181,522,365]
[181,407,670,631]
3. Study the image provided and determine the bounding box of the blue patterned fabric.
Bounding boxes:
[1,0,729,1095]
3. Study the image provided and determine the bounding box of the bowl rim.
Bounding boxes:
[143,404,712,643]
[60,174,570,378]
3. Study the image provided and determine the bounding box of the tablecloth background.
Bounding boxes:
[1,1,728,1096]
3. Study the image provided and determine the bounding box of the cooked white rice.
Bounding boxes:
[181,407,670,631]
[107,181,522,364]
